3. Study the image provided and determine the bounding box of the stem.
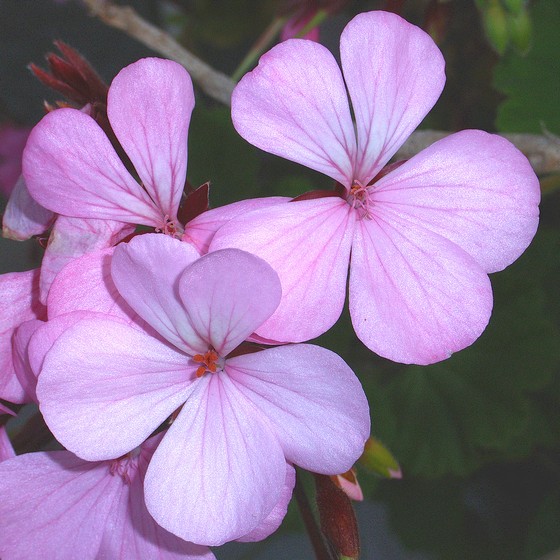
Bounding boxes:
[294,469,335,560]
[231,16,287,82]
[295,9,329,38]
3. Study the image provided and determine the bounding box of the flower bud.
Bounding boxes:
[358,436,402,479]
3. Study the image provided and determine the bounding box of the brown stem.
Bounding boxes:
[81,0,234,105]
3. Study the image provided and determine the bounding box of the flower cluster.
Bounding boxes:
[0,10,539,559]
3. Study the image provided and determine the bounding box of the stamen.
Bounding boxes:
[193,349,220,377]
[347,180,372,219]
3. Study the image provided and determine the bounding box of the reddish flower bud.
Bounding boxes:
[314,473,360,559]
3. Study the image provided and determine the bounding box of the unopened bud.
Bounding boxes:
[330,468,363,501]
[314,473,360,559]
[358,437,402,479]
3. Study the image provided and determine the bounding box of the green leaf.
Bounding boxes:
[494,0,560,133]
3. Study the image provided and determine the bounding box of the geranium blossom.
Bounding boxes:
[35,234,370,546]
[0,435,215,560]
[23,57,194,236]
[210,10,540,365]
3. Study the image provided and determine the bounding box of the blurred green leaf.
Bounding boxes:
[524,489,560,559]
[187,105,260,207]
[494,0,560,133]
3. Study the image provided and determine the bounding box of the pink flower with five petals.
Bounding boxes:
[35,234,370,546]
[210,10,541,365]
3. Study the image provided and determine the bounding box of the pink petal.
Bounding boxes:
[2,176,55,240]
[232,39,356,187]
[349,215,493,364]
[0,269,45,403]
[144,374,286,546]
[373,130,541,273]
[108,58,194,221]
[340,11,445,183]
[111,234,202,354]
[226,344,370,473]
[210,198,355,342]
[0,426,15,461]
[12,319,44,403]
[0,451,120,559]
[236,462,295,542]
[28,311,103,380]
[0,447,213,559]
[183,196,289,255]
[23,108,164,227]
[39,216,134,304]
[0,404,15,418]
[178,249,282,356]
[36,316,197,460]
[47,248,142,325]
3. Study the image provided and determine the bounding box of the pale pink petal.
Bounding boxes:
[36,316,197,460]
[232,39,356,186]
[226,344,370,473]
[210,198,355,342]
[101,437,215,559]
[373,130,541,273]
[0,426,15,460]
[0,451,121,559]
[12,319,44,403]
[349,215,493,364]
[47,248,142,326]
[183,196,289,255]
[0,269,45,403]
[341,11,445,183]
[39,216,134,304]
[2,176,55,240]
[108,58,194,220]
[111,234,203,354]
[28,311,104,379]
[23,108,164,226]
[237,463,295,542]
[145,374,286,546]
[178,249,281,356]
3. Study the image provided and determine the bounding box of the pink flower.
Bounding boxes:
[0,435,215,559]
[210,10,540,365]
[23,57,195,236]
[35,234,370,545]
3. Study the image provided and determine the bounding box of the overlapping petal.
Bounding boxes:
[0,447,213,559]
[39,216,134,304]
[2,176,55,240]
[226,344,370,473]
[108,58,194,220]
[178,248,282,356]
[211,198,355,342]
[232,39,356,187]
[183,196,289,255]
[23,108,163,226]
[111,234,202,354]
[0,269,45,402]
[0,426,15,460]
[144,374,286,546]
[349,215,493,364]
[341,11,445,183]
[36,316,197,460]
[12,319,43,402]
[373,130,541,273]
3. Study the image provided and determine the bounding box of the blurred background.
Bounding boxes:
[1,1,559,558]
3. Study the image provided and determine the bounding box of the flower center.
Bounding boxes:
[193,349,221,377]
[155,215,183,238]
[347,180,372,219]
[109,449,141,485]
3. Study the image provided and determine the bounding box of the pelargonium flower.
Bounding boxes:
[0,435,215,559]
[23,57,194,236]
[35,234,370,546]
[210,10,540,365]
